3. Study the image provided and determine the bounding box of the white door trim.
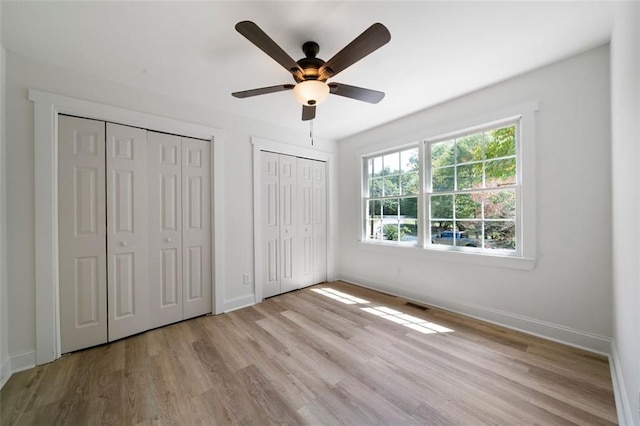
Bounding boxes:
[252,137,335,303]
[29,89,225,365]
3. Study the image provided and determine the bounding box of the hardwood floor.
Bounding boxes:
[1,281,617,425]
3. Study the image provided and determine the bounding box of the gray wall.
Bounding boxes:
[0,0,10,388]
[611,2,640,424]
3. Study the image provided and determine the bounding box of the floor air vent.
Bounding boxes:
[405,301,429,311]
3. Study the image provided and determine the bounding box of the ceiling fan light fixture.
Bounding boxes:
[293,80,330,106]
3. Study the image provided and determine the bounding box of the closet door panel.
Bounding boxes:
[106,123,150,341]
[59,116,107,353]
[279,154,298,293]
[262,152,280,298]
[297,158,313,288]
[312,161,328,284]
[148,132,183,327]
[182,138,211,319]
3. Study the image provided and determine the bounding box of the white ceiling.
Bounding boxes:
[2,1,616,140]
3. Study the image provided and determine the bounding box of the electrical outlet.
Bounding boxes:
[243,273,251,285]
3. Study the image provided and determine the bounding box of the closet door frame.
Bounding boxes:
[252,137,335,304]
[31,89,224,365]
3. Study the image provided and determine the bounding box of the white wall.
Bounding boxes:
[4,50,336,363]
[337,45,612,353]
[610,2,640,424]
[0,0,10,388]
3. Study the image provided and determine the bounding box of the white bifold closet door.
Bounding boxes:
[59,116,108,354]
[297,158,314,288]
[106,123,150,341]
[148,132,211,328]
[181,138,212,319]
[312,160,327,284]
[59,116,212,353]
[261,152,327,299]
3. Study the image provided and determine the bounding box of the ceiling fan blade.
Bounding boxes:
[319,23,391,80]
[235,21,303,75]
[302,105,316,121]
[232,84,295,98]
[328,83,385,104]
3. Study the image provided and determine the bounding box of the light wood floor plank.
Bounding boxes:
[1,281,617,425]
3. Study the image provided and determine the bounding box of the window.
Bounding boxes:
[361,115,530,260]
[428,121,519,253]
[364,147,419,243]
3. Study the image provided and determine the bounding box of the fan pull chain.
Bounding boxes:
[309,120,314,146]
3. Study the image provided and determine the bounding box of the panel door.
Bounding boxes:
[279,154,298,293]
[261,152,280,298]
[106,123,150,341]
[58,115,108,353]
[297,158,314,289]
[148,131,183,327]
[312,160,328,284]
[182,137,212,319]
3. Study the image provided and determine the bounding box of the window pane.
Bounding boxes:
[485,157,516,187]
[367,219,383,240]
[383,153,400,176]
[431,140,454,167]
[371,156,383,176]
[382,199,398,216]
[383,175,400,196]
[368,199,382,219]
[432,167,454,192]
[399,197,418,243]
[430,195,453,219]
[369,177,383,197]
[456,163,482,190]
[455,194,481,219]
[455,222,482,247]
[484,190,516,219]
[401,148,419,173]
[400,197,418,218]
[456,133,484,163]
[382,224,399,241]
[401,172,419,195]
[486,126,516,159]
[367,200,382,240]
[430,221,453,245]
[485,221,516,250]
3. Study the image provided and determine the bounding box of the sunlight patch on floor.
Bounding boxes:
[360,306,454,334]
[311,288,370,304]
[311,287,453,334]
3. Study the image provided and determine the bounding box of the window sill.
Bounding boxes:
[359,240,536,270]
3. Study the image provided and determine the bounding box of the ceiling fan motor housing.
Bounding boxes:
[294,41,331,83]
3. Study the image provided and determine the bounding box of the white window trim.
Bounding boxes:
[30,89,226,365]
[357,102,538,270]
[425,116,522,256]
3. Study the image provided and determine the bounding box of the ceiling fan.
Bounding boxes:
[232,21,391,121]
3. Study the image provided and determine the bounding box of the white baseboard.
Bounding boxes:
[223,295,255,313]
[10,350,36,374]
[610,340,634,425]
[0,350,36,391]
[338,274,612,355]
[0,356,11,390]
